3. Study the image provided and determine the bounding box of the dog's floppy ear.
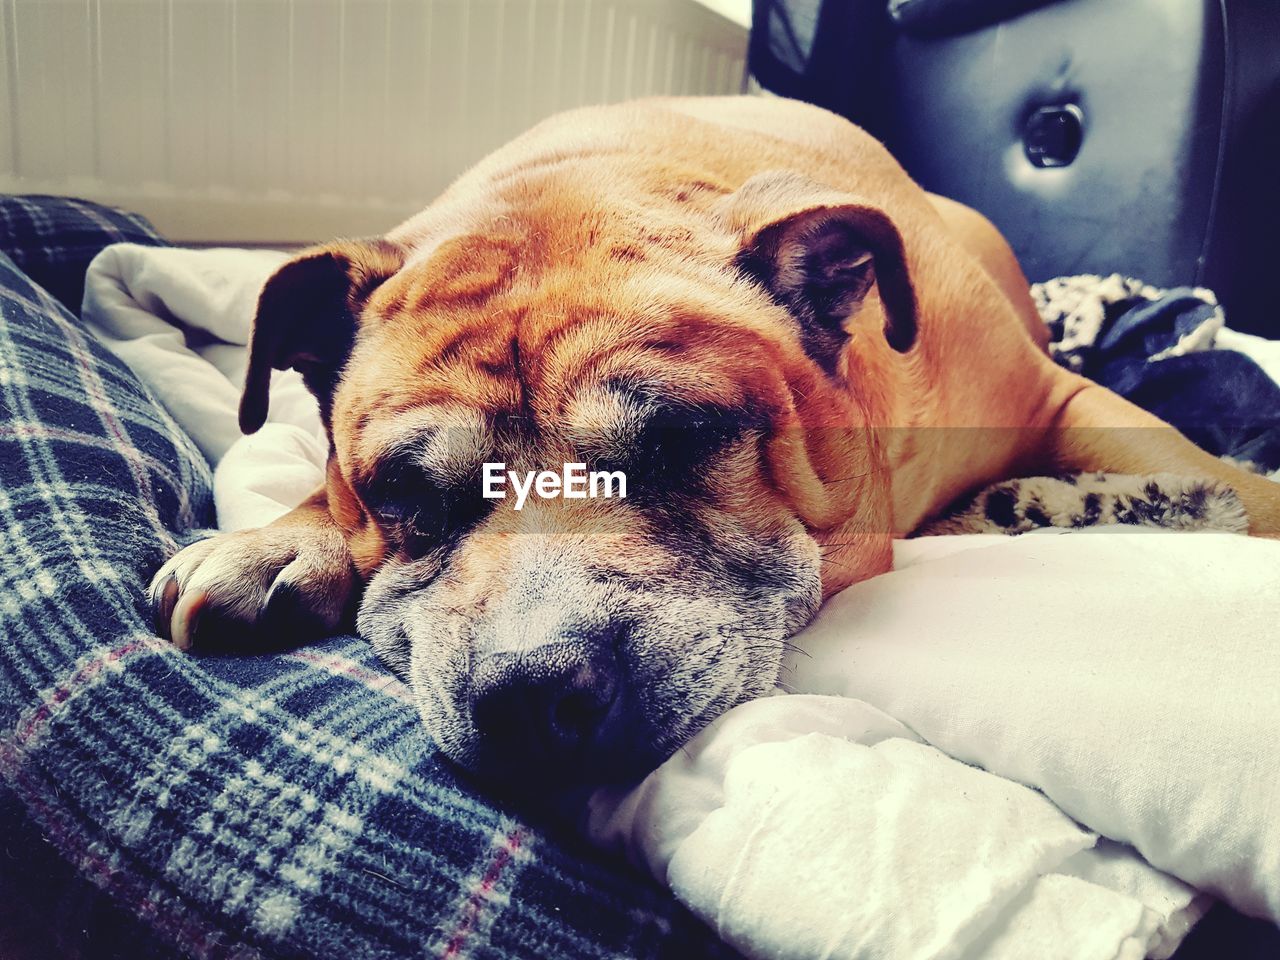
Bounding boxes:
[726,171,918,369]
[240,238,405,434]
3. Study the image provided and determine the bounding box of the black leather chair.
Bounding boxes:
[750,0,1280,337]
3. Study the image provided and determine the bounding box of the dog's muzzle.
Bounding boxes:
[468,632,624,773]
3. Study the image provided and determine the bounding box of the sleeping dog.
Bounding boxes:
[150,97,1280,785]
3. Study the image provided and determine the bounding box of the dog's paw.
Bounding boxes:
[149,525,356,652]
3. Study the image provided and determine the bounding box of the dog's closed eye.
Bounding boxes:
[578,384,759,492]
[630,400,748,475]
[363,454,489,555]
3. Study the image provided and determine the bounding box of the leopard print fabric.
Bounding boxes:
[1031,273,1223,373]
[919,473,1247,536]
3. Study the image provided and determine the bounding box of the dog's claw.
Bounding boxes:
[170,589,206,652]
[152,574,179,641]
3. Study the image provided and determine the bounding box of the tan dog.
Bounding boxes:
[151,97,1280,784]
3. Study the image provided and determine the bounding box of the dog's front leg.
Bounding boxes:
[149,487,357,651]
[1039,383,1280,536]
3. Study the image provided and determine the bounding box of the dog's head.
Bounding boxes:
[240,170,916,786]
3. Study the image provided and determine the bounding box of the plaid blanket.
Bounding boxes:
[0,196,731,960]
[0,194,167,315]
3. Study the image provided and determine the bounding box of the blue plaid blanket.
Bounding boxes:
[0,195,730,959]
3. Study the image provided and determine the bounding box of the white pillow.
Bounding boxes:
[788,529,1280,920]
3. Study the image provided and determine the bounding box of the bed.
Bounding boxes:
[6,189,1280,959]
[4,0,1280,954]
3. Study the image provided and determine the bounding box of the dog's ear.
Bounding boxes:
[725,171,917,369]
[240,238,405,434]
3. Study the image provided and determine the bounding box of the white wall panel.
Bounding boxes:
[0,0,747,243]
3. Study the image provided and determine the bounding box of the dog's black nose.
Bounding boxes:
[469,641,620,765]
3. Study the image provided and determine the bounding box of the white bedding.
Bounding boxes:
[591,530,1280,959]
[81,243,1280,959]
[82,244,325,531]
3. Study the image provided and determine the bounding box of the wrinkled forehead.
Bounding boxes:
[333,240,794,477]
[339,373,753,487]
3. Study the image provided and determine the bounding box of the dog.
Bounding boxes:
[149,96,1280,786]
